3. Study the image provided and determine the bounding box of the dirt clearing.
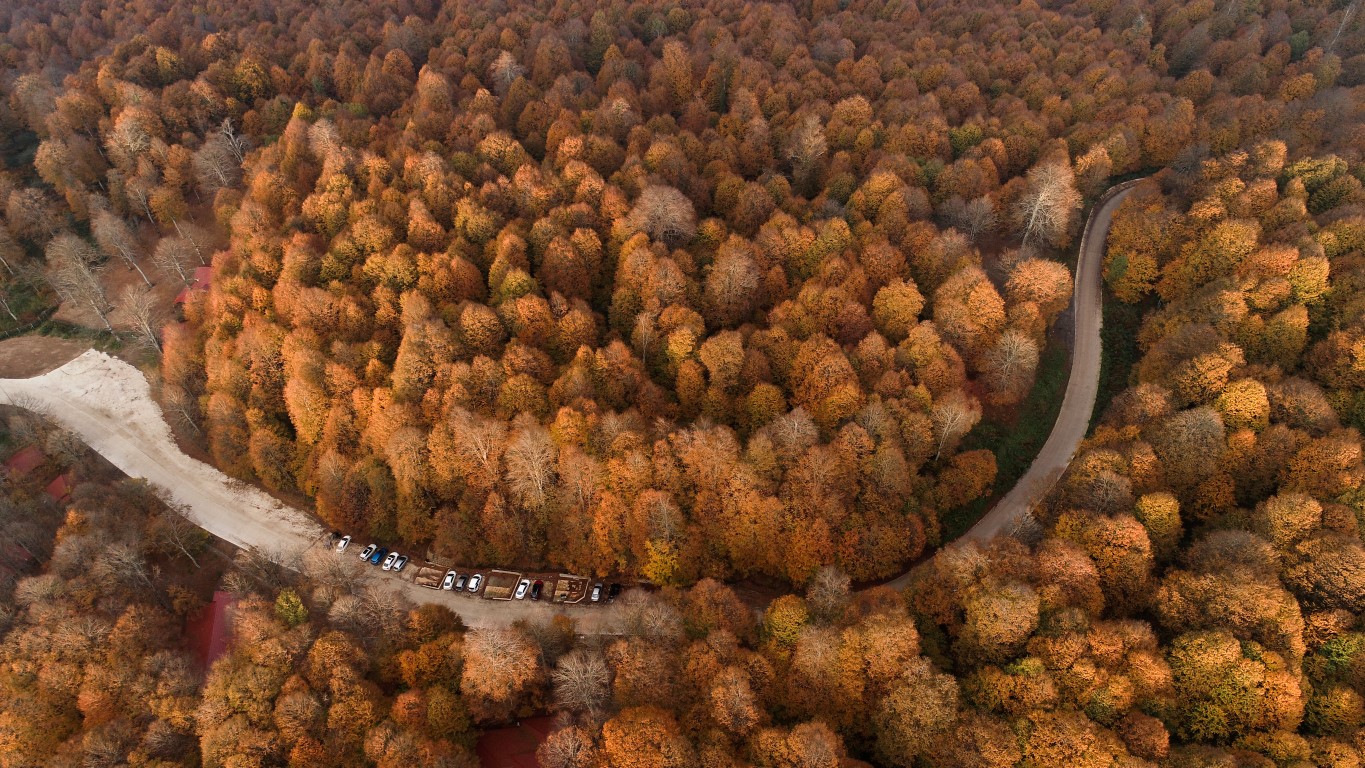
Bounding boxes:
[0,336,90,378]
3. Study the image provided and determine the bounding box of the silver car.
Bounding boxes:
[336,535,351,552]
[393,554,409,572]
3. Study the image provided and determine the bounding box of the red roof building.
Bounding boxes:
[174,266,214,304]
[186,591,238,671]
[4,445,46,476]
[44,471,75,501]
[475,717,556,768]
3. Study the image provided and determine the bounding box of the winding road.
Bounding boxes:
[0,181,1142,626]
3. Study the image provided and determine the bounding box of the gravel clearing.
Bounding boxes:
[0,349,625,631]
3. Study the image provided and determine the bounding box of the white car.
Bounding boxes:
[514,579,531,599]
[442,571,458,590]
[590,583,603,602]
[382,552,399,571]
[359,544,377,561]
[335,535,351,552]
[467,573,483,593]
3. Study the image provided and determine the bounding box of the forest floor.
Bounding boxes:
[0,335,90,377]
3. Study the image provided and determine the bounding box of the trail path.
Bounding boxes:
[0,180,1143,620]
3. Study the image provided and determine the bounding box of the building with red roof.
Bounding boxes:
[4,445,45,476]
[174,266,214,304]
[44,471,75,501]
[186,590,238,671]
[476,717,556,768]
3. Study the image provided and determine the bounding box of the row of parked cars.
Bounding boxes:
[331,532,623,604]
[333,534,410,571]
[440,569,484,593]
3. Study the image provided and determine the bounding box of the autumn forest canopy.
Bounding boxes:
[2,0,1365,765]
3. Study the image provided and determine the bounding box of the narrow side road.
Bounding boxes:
[885,180,1143,588]
[0,179,1142,621]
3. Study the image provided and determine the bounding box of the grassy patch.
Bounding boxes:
[945,338,1071,540]
[35,318,123,352]
[0,282,55,335]
[1091,293,1150,430]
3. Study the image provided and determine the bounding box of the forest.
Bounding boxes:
[1,0,1364,765]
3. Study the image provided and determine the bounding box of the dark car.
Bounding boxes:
[608,583,622,601]
[369,547,388,565]
[530,580,544,600]
[455,574,469,591]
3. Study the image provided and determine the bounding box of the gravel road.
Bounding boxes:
[0,352,625,631]
[0,180,1140,618]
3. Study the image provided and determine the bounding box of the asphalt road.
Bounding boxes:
[0,181,1140,619]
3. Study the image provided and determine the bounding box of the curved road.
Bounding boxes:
[0,181,1142,623]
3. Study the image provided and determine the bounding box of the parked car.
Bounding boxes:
[335,535,351,552]
[369,547,388,565]
[455,574,469,591]
[382,552,399,570]
[608,583,621,601]
[393,554,409,572]
[360,544,377,561]
[530,580,543,600]
[467,573,483,593]
[590,583,603,602]
[514,579,531,599]
[441,571,457,590]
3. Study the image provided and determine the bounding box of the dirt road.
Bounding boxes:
[0,180,1140,619]
[0,351,625,631]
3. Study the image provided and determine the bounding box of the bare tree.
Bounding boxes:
[1328,0,1359,54]
[1013,161,1082,249]
[489,51,526,94]
[92,542,157,592]
[151,506,210,569]
[806,566,851,623]
[0,224,26,276]
[618,589,685,645]
[552,649,611,714]
[217,117,248,164]
[153,235,197,285]
[193,133,242,195]
[45,233,113,332]
[121,284,163,351]
[627,185,696,247]
[981,329,1040,405]
[786,113,827,193]
[941,195,998,243]
[92,209,152,285]
[931,389,982,461]
[505,423,557,510]
[162,382,201,434]
[537,727,597,768]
